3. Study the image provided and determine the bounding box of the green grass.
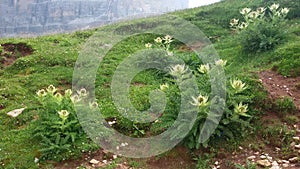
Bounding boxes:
[0,0,299,168]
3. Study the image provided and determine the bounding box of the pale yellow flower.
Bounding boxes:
[230,79,247,93]
[54,92,63,102]
[215,59,227,67]
[160,83,169,91]
[47,85,57,94]
[248,11,259,19]
[163,35,173,44]
[234,102,250,117]
[145,43,152,48]
[198,64,210,74]
[270,3,280,11]
[36,89,47,97]
[191,94,209,107]
[58,110,70,120]
[230,18,239,26]
[238,22,249,29]
[71,94,81,103]
[77,88,87,97]
[89,101,99,109]
[170,64,187,77]
[281,8,289,15]
[256,7,266,14]
[65,89,72,97]
[154,37,163,44]
[240,8,252,15]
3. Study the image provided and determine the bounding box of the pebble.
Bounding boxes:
[247,156,256,160]
[289,157,298,163]
[295,144,300,149]
[275,147,281,151]
[290,142,296,147]
[260,155,267,159]
[257,159,271,167]
[6,108,26,118]
[239,146,243,150]
[282,164,289,168]
[293,137,300,141]
[90,159,100,164]
[282,160,290,164]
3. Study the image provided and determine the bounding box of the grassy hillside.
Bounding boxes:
[0,0,299,168]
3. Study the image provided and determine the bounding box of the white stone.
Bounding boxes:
[282,164,289,168]
[293,137,300,141]
[295,144,300,149]
[260,155,267,159]
[257,160,271,167]
[282,160,290,164]
[247,156,256,160]
[288,157,298,163]
[90,159,100,164]
[7,108,26,117]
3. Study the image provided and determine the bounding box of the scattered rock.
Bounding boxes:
[6,108,26,117]
[282,163,289,168]
[89,159,99,164]
[247,156,256,160]
[257,159,272,167]
[260,155,267,159]
[282,160,290,164]
[295,144,300,149]
[288,157,298,163]
[293,137,300,141]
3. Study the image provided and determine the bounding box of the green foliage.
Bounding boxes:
[235,160,257,169]
[32,85,97,161]
[194,156,211,169]
[274,96,296,117]
[231,4,290,53]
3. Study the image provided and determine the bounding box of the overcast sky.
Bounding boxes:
[189,0,221,8]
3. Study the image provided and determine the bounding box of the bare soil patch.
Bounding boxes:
[0,43,33,67]
[259,70,300,110]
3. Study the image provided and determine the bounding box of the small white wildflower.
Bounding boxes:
[230,18,239,26]
[121,143,126,147]
[163,35,173,44]
[238,22,249,29]
[125,142,128,146]
[248,11,259,19]
[256,7,266,14]
[169,64,188,77]
[65,89,72,97]
[240,8,252,15]
[167,51,173,56]
[34,157,39,163]
[270,3,280,11]
[275,11,281,17]
[191,94,209,107]
[215,59,227,67]
[36,89,47,97]
[198,64,210,74]
[234,102,250,117]
[230,79,247,93]
[116,146,120,150]
[77,88,87,97]
[145,43,152,48]
[160,83,169,91]
[58,110,70,120]
[154,37,163,44]
[46,85,57,94]
[113,155,118,159]
[281,8,289,15]
[71,94,81,103]
[89,101,98,109]
[54,92,63,102]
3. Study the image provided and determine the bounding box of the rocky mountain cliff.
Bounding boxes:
[0,0,188,37]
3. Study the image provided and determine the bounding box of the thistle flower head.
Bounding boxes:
[240,8,252,15]
[170,64,187,77]
[230,18,239,26]
[230,79,247,93]
[198,64,210,74]
[160,83,169,91]
[37,89,47,97]
[65,89,72,97]
[256,7,266,14]
[163,35,173,44]
[58,110,70,120]
[191,94,209,107]
[47,85,57,94]
[71,94,81,103]
[281,8,289,15]
[145,43,152,48]
[270,3,280,11]
[77,88,87,97]
[154,37,163,44]
[234,102,250,117]
[89,101,99,109]
[238,22,249,30]
[248,11,259,19]
[215,59,227,67]
[54,92,63,102]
